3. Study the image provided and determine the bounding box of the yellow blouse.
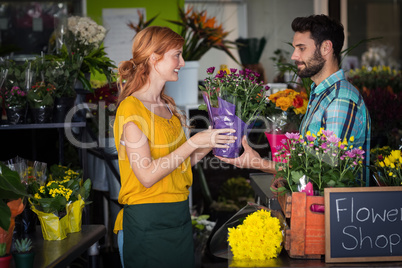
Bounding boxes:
[113,96,192,233]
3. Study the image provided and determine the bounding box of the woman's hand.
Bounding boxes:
[216,136,277,174]
[189,127,236,149]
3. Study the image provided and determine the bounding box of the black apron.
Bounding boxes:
[123,199,194,268]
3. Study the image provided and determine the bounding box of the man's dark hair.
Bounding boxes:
[291,14,344,64]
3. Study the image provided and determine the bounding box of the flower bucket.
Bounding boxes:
[30,106,53,124]
[5,106,27,125]
[265,133,288,162]
[31,199,85,241]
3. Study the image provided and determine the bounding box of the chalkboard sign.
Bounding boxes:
[325,187,402,263]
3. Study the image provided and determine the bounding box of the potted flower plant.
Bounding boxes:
[2,86,27,125]
[12,238,34,268]
[199,66,269,158]
[27,81,56,123]
[272,129,366,195]
[29,164,91,240]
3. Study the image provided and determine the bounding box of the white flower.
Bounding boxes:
[67,16,107,56]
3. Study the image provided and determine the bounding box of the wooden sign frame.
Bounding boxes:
[325,187,402,263]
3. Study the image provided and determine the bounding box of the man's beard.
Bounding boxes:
[295,49,325,78]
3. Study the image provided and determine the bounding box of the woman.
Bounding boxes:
[113,26,236,268]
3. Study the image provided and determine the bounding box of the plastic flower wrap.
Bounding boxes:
[228,209,283,264]
[199,67,269,158]
[272,129,365,195]
[372,148,402,186]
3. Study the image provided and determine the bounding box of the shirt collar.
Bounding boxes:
[310,69,345,95]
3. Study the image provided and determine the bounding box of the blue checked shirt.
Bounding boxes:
[299,69,371,185]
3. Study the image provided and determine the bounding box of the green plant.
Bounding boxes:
[0,162,27,231]
[27,81,56,108]
[199,67,269,123]
[35,55,82,98]
[14,238,33,253]
[167,5,239,63]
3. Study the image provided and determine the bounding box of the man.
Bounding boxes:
[217,14,371,185]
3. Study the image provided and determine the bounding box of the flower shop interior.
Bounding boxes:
[1,0,402,267]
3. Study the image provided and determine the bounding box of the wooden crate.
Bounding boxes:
[278,192,325,259]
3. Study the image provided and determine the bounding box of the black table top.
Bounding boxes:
[11,225,106,268]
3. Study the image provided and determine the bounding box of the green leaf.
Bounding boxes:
[0,199,11,231]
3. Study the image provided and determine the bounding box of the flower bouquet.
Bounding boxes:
[199,67,269,158]
[209,202,285,266]
[272,129,365,195]
[264,89,308,161]
[371,147,401,186]
[29,164,91,240]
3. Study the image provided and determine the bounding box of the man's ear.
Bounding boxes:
[321,40,333,57]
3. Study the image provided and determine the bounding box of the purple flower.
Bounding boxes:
[322,129,334,137]
[345,151,356,158]
[306,135,316,142]
[264,85,270,91]
[285,132,300,140]
[215,70,225,78]
[207,67,215,74]
[275,145,283,151]
[230,68,237,74]
[327,135,341,144]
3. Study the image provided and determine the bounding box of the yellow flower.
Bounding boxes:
[228,210,283,261]
[349,136,355,142]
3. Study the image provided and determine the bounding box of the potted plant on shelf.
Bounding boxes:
[12,238,34,268]
[0,162,27,258]
[1,86,27,125]
[26,81,56,123]
[33,55,83,123]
